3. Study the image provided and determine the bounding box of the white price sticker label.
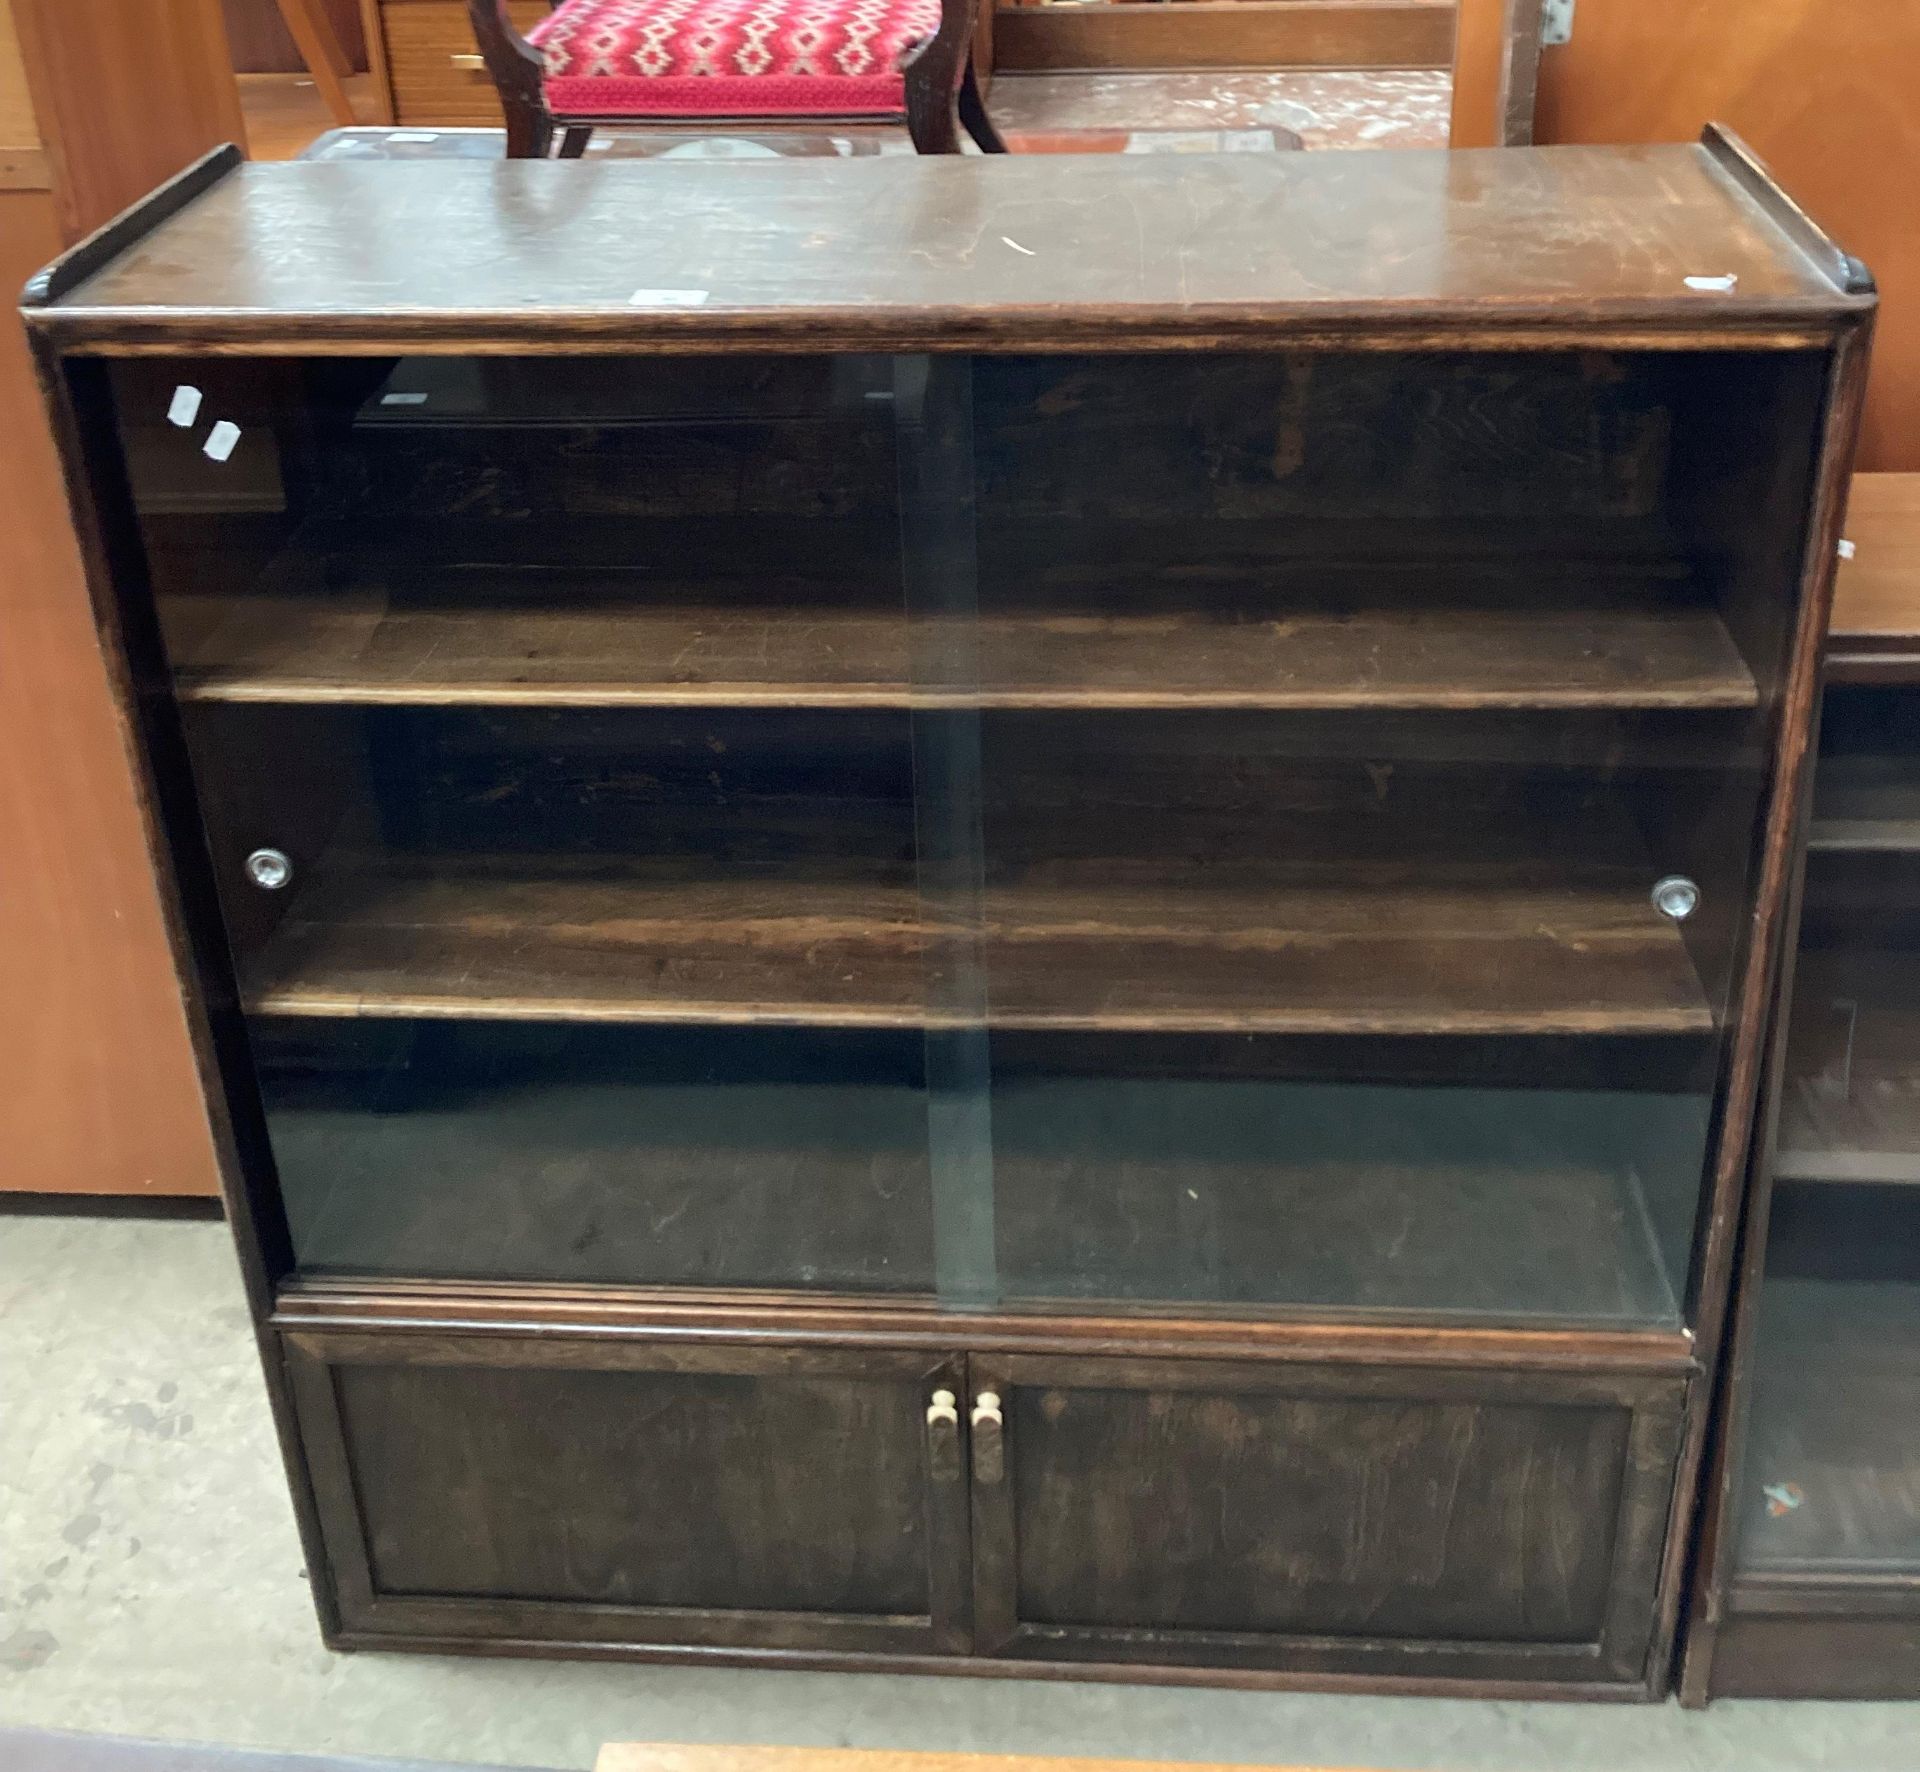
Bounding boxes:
[629,288,710,308]
[203,420,242,463]
[167,385,203,428]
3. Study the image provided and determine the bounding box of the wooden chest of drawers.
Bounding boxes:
[362,0,550,127]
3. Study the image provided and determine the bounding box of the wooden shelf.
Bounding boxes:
[991,1077,1690,1328]
[240,850,1715,1036]
[1740,1275,1920,1579]
[269,1025,936,1296]
[169,582,1759,713]
[1810,754,1920,853]
[269,1032,1688,1330]
[1830,474,1920,683]
[1777,949,1920,1185]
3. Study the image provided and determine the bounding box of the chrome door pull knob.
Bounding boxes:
[1651,875,1700,921]
[246,848,293,891]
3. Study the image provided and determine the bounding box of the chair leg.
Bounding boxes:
[903,65,963,154]
[958,59,1007,153]
[558,126,593,158]
[504,93,555,157]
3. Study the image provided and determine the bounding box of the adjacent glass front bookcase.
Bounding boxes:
[1732,676,1920,1590]
[110,346,1822,1332]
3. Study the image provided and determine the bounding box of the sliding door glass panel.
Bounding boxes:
[110,354,940,1293]
[1735,678,1920,1583]
[1738,1186,1920,1579]
[936,349,1818,1328]
[108,344,1829,1325]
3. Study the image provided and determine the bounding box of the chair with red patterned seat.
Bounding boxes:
[465,0,1004,157]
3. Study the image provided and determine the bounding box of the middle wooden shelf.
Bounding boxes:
[237,848,1715,1036]
[165,572,1760,713]
[193,696,1744,1039]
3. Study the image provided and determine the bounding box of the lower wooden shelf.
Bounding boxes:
[1776,948,1920,1184]
[1737,1275,1920,1581]
[265,1017,1693,1328]
[239,849,1717,1037]
[1809,753,1920,853]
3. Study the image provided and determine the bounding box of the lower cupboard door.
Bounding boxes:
[966,1354,1687,1685]
[281,1330,972,1655]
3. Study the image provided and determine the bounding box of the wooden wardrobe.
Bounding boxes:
[0,0,236,1194]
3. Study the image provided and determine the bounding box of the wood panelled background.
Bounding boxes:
[1536,0,1920,470]
[1448,0,1540,149]
[222,0,365,73]
[14,0,245,239]
[0,0,225,1193]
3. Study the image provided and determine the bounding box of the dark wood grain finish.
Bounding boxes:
[180,695,1732,1041]
[1679,489,1908,1705]
[1698,123,1874,300]
[968,1353,1684,1682]
[1774,949,1920,1184]
[990,1,1453,75]
[27,139,1871,1697]
[285,1330,972,1652]
[19,143,242,307]
[169,589,1760,713]
[235,854,1717,1036]
[1705,1614,1920,1700]
[1657,318,1874,1695]
[25,142,1866,358]
[273,1277,1700,1373]
[1829,474,1920,682]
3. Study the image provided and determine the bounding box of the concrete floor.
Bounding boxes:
[4,1211,1919,1771]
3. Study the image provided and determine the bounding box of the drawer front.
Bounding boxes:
[968,1353,1687,1685]
[284,1328,971,1654]
[381,1,551,126]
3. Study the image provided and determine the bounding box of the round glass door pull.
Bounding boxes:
[246,848,293,891]
[1651,875,1700,921]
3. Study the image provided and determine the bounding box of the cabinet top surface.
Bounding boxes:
[27,138,1867,353]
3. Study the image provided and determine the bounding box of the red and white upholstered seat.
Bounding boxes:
[526,0,944,118]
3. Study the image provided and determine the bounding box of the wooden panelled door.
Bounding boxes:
[284,1332,974,1654]
[966,1355,1687,1682]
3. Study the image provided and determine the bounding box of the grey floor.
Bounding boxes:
[4,1213,1920,1772]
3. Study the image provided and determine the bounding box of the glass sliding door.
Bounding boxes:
[111,352,942,1295]
[108,342,1827,1329]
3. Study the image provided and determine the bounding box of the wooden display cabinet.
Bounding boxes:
[25,131,1869,1693]
[1683,474,1920,1700]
